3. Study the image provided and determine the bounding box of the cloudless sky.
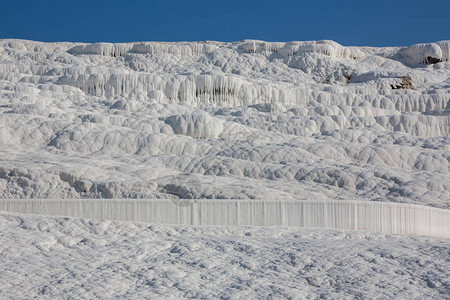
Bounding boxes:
[0,0,449,46]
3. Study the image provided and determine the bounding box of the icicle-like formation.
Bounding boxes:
[68,43,133,57]
[130,42,218,56]
[240,40,365,59]
[1,199,449,238]
[67,42,219,57]
[53,72,449,115]
[56,73,309,107]
[436,40,450,61]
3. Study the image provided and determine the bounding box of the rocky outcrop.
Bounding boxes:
[391,76,414,90]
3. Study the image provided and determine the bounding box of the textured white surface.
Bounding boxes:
[0,39,449,208]
[1,199,450,237]
[1,211,449,299]
[1,39,450,299]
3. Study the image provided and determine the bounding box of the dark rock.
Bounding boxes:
[391,76,414,90]
[425,56,441,64]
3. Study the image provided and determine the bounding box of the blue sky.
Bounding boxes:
[0,0,448,46]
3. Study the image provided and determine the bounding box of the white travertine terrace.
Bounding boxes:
[0,39,449,214]
[0,38,449,298]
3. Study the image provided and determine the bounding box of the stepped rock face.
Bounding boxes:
[0,39,449,208]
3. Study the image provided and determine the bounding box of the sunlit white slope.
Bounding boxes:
[0,39,449,208]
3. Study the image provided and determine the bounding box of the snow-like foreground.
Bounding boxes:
[1,211,449,299]
[1,199,450,238]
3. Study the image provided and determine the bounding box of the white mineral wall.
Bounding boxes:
[0,199,449,238]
